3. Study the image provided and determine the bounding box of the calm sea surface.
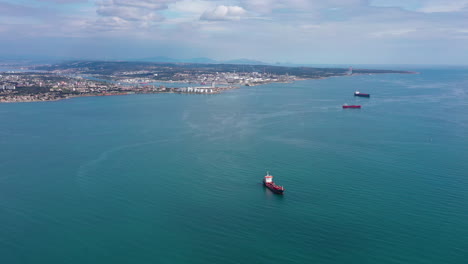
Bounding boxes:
[1,67,467,263]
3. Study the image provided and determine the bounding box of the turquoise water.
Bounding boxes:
[1,67,467,263]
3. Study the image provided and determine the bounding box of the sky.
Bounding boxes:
[1,0,467,64]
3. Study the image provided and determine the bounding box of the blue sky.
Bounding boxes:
[1,0,467,64]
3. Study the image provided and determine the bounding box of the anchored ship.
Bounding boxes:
[354,91,370,97]
[343,104,361,109]
[263,172,284,194]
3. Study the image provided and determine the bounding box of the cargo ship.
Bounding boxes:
[342,104,361,109]
[354,91,370,97]
[263,172,284,194]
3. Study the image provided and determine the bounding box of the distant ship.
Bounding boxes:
[342,104,361,109]
[354,91,370,97]
[263,172,284,194]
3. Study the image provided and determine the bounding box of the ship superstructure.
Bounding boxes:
[263,172,284,194]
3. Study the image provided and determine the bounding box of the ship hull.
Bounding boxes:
[354,93,370,97]
[263,182,284,194]
[342,105,361,109]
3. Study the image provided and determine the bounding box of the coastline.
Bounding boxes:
[0,72,417,104]
[0,88,233,104]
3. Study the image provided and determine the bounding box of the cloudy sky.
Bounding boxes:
[1,0,467,64]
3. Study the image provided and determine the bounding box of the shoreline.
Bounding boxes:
[0,87,238,103]
[0,72,418,104]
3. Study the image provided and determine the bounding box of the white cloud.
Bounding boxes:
[36,0,88,3]
[169,0,216,14]
[371,28,417,37]
[97,6,163,21]
[1,0,468,64]
[371,0,468,13]
[300,24,321,30]
[240,0,366,14]
[370,0,421,11]
[161,0,217,24]
[89,16,131,32]
[239,0,278,13]
[418,0,468,13]
[96,0,176,21]
[106,0,173,10]
[200,5,247,21]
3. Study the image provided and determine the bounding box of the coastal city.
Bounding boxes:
[0,70,287,103]
[0,61,410,103]
[0,63,293,103]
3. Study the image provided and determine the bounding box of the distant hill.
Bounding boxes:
[134,57,268,65]
[0,54,270,66]
[33,60,415,82]
[185,57,218,64]
[0,54,77,65]
[136,56,181,63]
[224,58,266,65]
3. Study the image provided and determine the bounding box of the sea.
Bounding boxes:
[0,66,467,264]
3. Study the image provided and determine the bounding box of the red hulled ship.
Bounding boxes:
[342,104,361,109]
[263,172,284,194]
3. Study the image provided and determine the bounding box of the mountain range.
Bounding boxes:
[133,56,268,65]
[0,54,269,66]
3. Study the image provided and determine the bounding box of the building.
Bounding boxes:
[1,85,16,90]
[177,86,216,94]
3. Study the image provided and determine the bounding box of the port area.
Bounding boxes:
[0,85,239,103]
[174,85,239,94]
